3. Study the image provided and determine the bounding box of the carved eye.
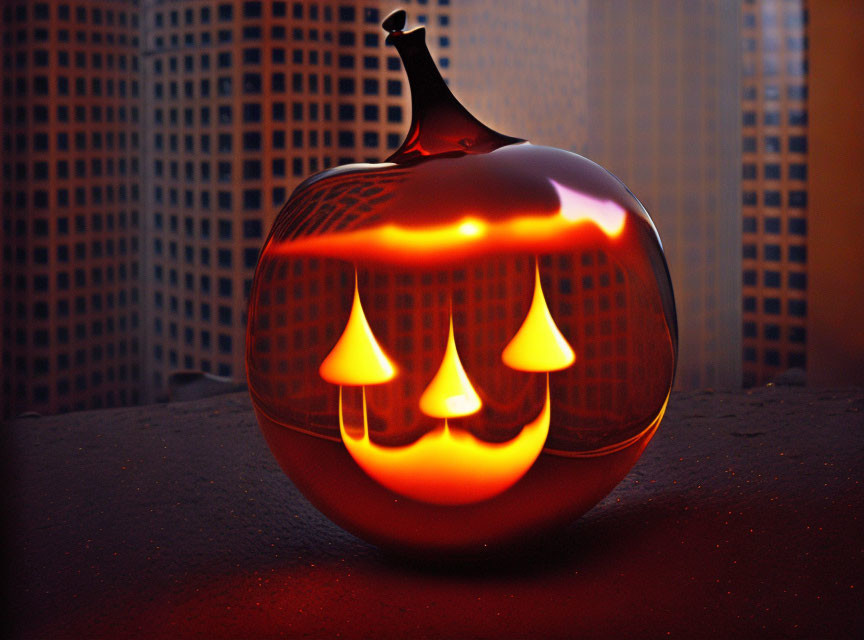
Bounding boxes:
[318,272,396,387]
[502,260,575,373]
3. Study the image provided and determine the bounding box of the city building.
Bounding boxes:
[139,0,451,403]
[1,0,452,416]
[581,1,742,391]
[451,1,742,390]
[740,0,809,387]
[1,1,144,416]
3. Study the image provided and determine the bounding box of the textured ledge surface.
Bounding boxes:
[5,386,863,639]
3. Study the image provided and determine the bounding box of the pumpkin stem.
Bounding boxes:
[382,9,523,162]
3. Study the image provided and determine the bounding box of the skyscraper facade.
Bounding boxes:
[139,0,451,402]
[1,0,452,416]
[450,0,742,390]
[740,0,809,387]
[1,1,143,416]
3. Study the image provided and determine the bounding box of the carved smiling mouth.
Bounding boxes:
[321,262,574,505]
[337,380,551,506]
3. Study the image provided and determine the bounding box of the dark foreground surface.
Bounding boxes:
[5,386,864,639]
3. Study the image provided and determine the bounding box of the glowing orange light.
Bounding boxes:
[375,216,489,252]
[271,179,626,265]
[418,315,482,418]
[338,380,550,505]
[502,261,575,372]
[456,218,486,237]
[319,274,396,386]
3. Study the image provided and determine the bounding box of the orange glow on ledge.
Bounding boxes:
[319,274,396,386]
[418,315,482,419]
[339,379,550,505]
[502,261,575,372]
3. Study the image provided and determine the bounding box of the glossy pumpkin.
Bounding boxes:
[246,11,677,555]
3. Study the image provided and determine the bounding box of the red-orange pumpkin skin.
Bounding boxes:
[245,14,677,555]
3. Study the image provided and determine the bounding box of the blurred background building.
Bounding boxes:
[448,1,588,154]
[1,0,447,415]
[139,0,449,402]
[451,0,742,391]
[1,1,144,415]
[740,0,809,387]
[581,1,741,391]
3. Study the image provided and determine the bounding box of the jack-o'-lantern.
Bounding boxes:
[246,10,677,555]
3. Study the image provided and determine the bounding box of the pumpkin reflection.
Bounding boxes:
[245,10,676,554]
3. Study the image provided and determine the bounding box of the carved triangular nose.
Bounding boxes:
[419,315,482,419]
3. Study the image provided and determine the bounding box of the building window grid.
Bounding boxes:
[1,0,451,409]
[2,10,142,412]
[740,2,809,384]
